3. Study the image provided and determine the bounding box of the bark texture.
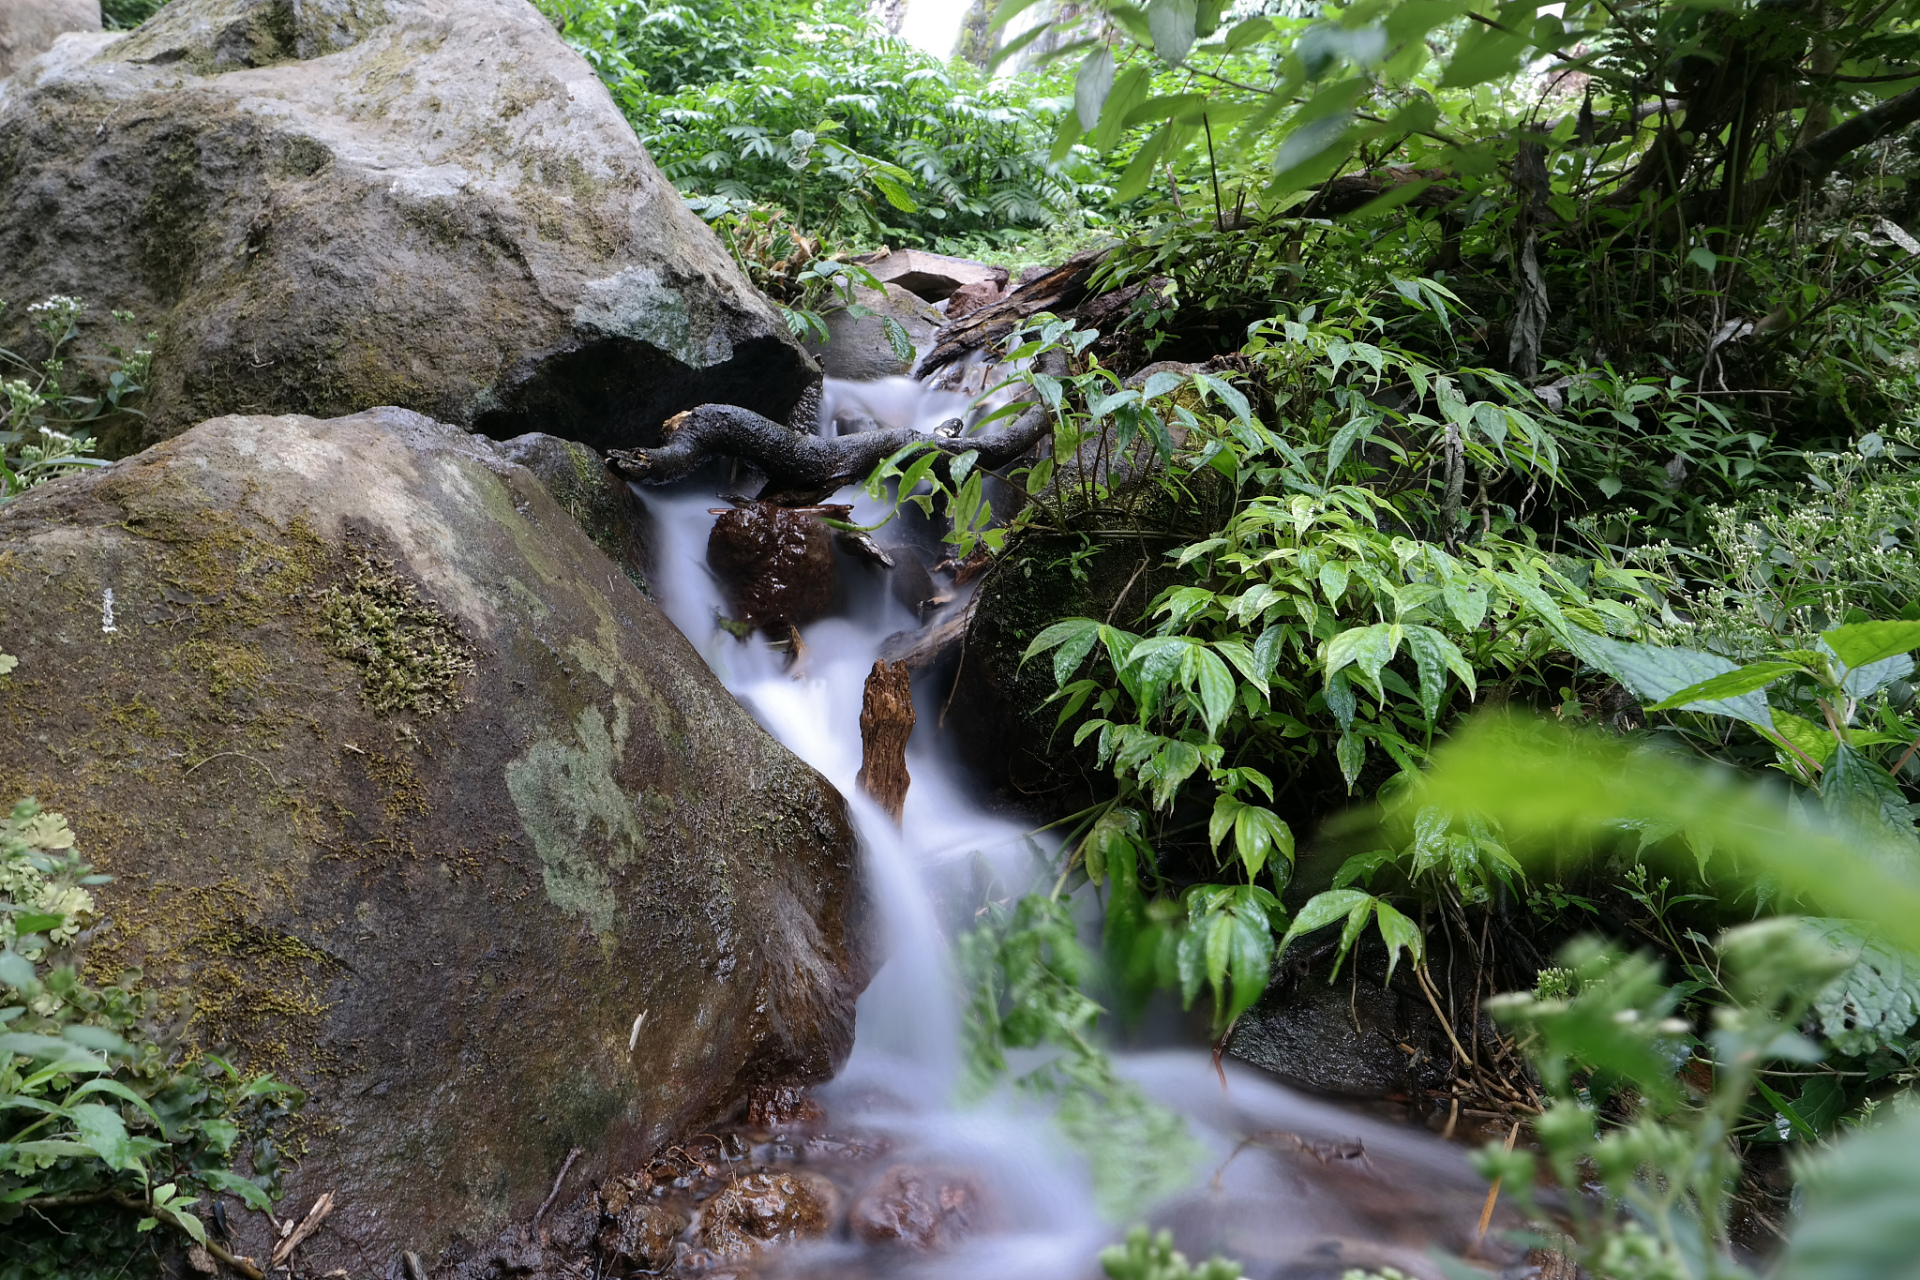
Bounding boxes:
[856,660,915,821]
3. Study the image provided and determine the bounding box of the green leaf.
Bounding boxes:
[1771,708,1837,767]
[1444,575,1488,631]
[1644,660,1803,712]
[68,1103,135,1171]
[1146,0,1198,62]
[1687,245,1718,273]
[1781,1110,1920,1279]
[1799,918,1920,1056]
[1823,743,1915,837]
[1587,639,1774,729]
[0,950,34,990]
[1371,901,1424,981]
[1821,620,1920,672]
[1074,45,1115,130]
[9,912,65,934]
[1188,645,1236,738]
[1278,889,1370,954]
[869,171,918,213]
[0,1032,106,1067]
[200,1169,274,1213]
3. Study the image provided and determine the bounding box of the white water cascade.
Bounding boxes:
[631,381,1519,1280]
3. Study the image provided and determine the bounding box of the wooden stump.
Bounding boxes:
[856,660,915,821]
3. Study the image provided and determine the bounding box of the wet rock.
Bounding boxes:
[944,276,1006,321]
[707,502,836,629]
[0,408,870,1273]
[852,248,1003,301]
[848,1164,985,1252]
[0,0,814,454]
[748,1084,825,1130]
[807,283,942,380]
[883,544,937,617]
[0,0,98,80]
[699,1172,835,1261]
[1226,972,1450,1100]
[596,1178,688,1275]
[495,433,652,594]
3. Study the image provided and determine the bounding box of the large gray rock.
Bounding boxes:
[0,0,98,80]
[0,407,869,1272]
[0,0,816,454]
[806,283,941,381]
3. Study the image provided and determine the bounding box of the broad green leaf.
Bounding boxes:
[1644,660,1803,712]
[1074,45,1116,130]
[1770,708,1837,768]
[1147,0,1198,63]
[1443,575,1489,632]
[1843,652,1914,700]
[1782,1109,1920,1280]
[1587,639,1774,729]
[201,1169,274,1213]
[1822,743,1915,836]
[1799,918,1920,1056]
[1821,620,1920,671]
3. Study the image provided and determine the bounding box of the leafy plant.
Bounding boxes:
[1,800,302,1278]
[1099,1225,1241,1280]
[2,297,151,504]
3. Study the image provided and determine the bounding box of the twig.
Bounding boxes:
[534,1148,584,1228]
[271,1191,335,1267]
[1475,1121,1523,1242]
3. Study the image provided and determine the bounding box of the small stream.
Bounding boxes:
[630,381,1520,1280]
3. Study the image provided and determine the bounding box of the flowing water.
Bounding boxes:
[630,380,1523,1280]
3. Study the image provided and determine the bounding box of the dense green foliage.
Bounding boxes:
[541,0,1094,243]
[0,798,301,1279]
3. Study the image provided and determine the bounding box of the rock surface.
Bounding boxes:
[0,0,98,80]
[0,0,814,453]
[807,283,942,380]
[0,407,869,1272]
[852,248,1003,301]
[495,432,652,594]
[1226,974,1450,1100]
[698,1171,835,1261]
[849,1164,985,1252]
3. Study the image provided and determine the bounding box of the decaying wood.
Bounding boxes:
[607,354,1065,498]
[878,595,976,671]
[855,660,915,821]
[915,247,1110,379]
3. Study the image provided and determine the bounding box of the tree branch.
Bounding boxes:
[1713,81,1920,222]
[608,355,1066,498]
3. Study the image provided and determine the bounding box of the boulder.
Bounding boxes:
[806,283,942,381]
[0,0,99,80]
[0,407,870,1273]
[0,0,815,455]
[944,276,1005,321]
[851,248,1003,302]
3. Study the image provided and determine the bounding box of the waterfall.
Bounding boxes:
[631,380,1516,1278]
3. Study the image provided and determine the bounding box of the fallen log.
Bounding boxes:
[856,659,915,821]
[916,247,1110,379]
[607,354,1066,499]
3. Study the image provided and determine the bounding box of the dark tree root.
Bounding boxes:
[607,355,1065,503]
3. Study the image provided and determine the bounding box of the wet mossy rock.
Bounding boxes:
[0,408,869,1272]
[0,0,816,454]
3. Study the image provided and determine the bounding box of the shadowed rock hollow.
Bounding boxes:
[0,407,870,1271]
[0,0,816,453]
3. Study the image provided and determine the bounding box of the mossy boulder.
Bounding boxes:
[0,0,816,454]
[0,407,869,1272]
